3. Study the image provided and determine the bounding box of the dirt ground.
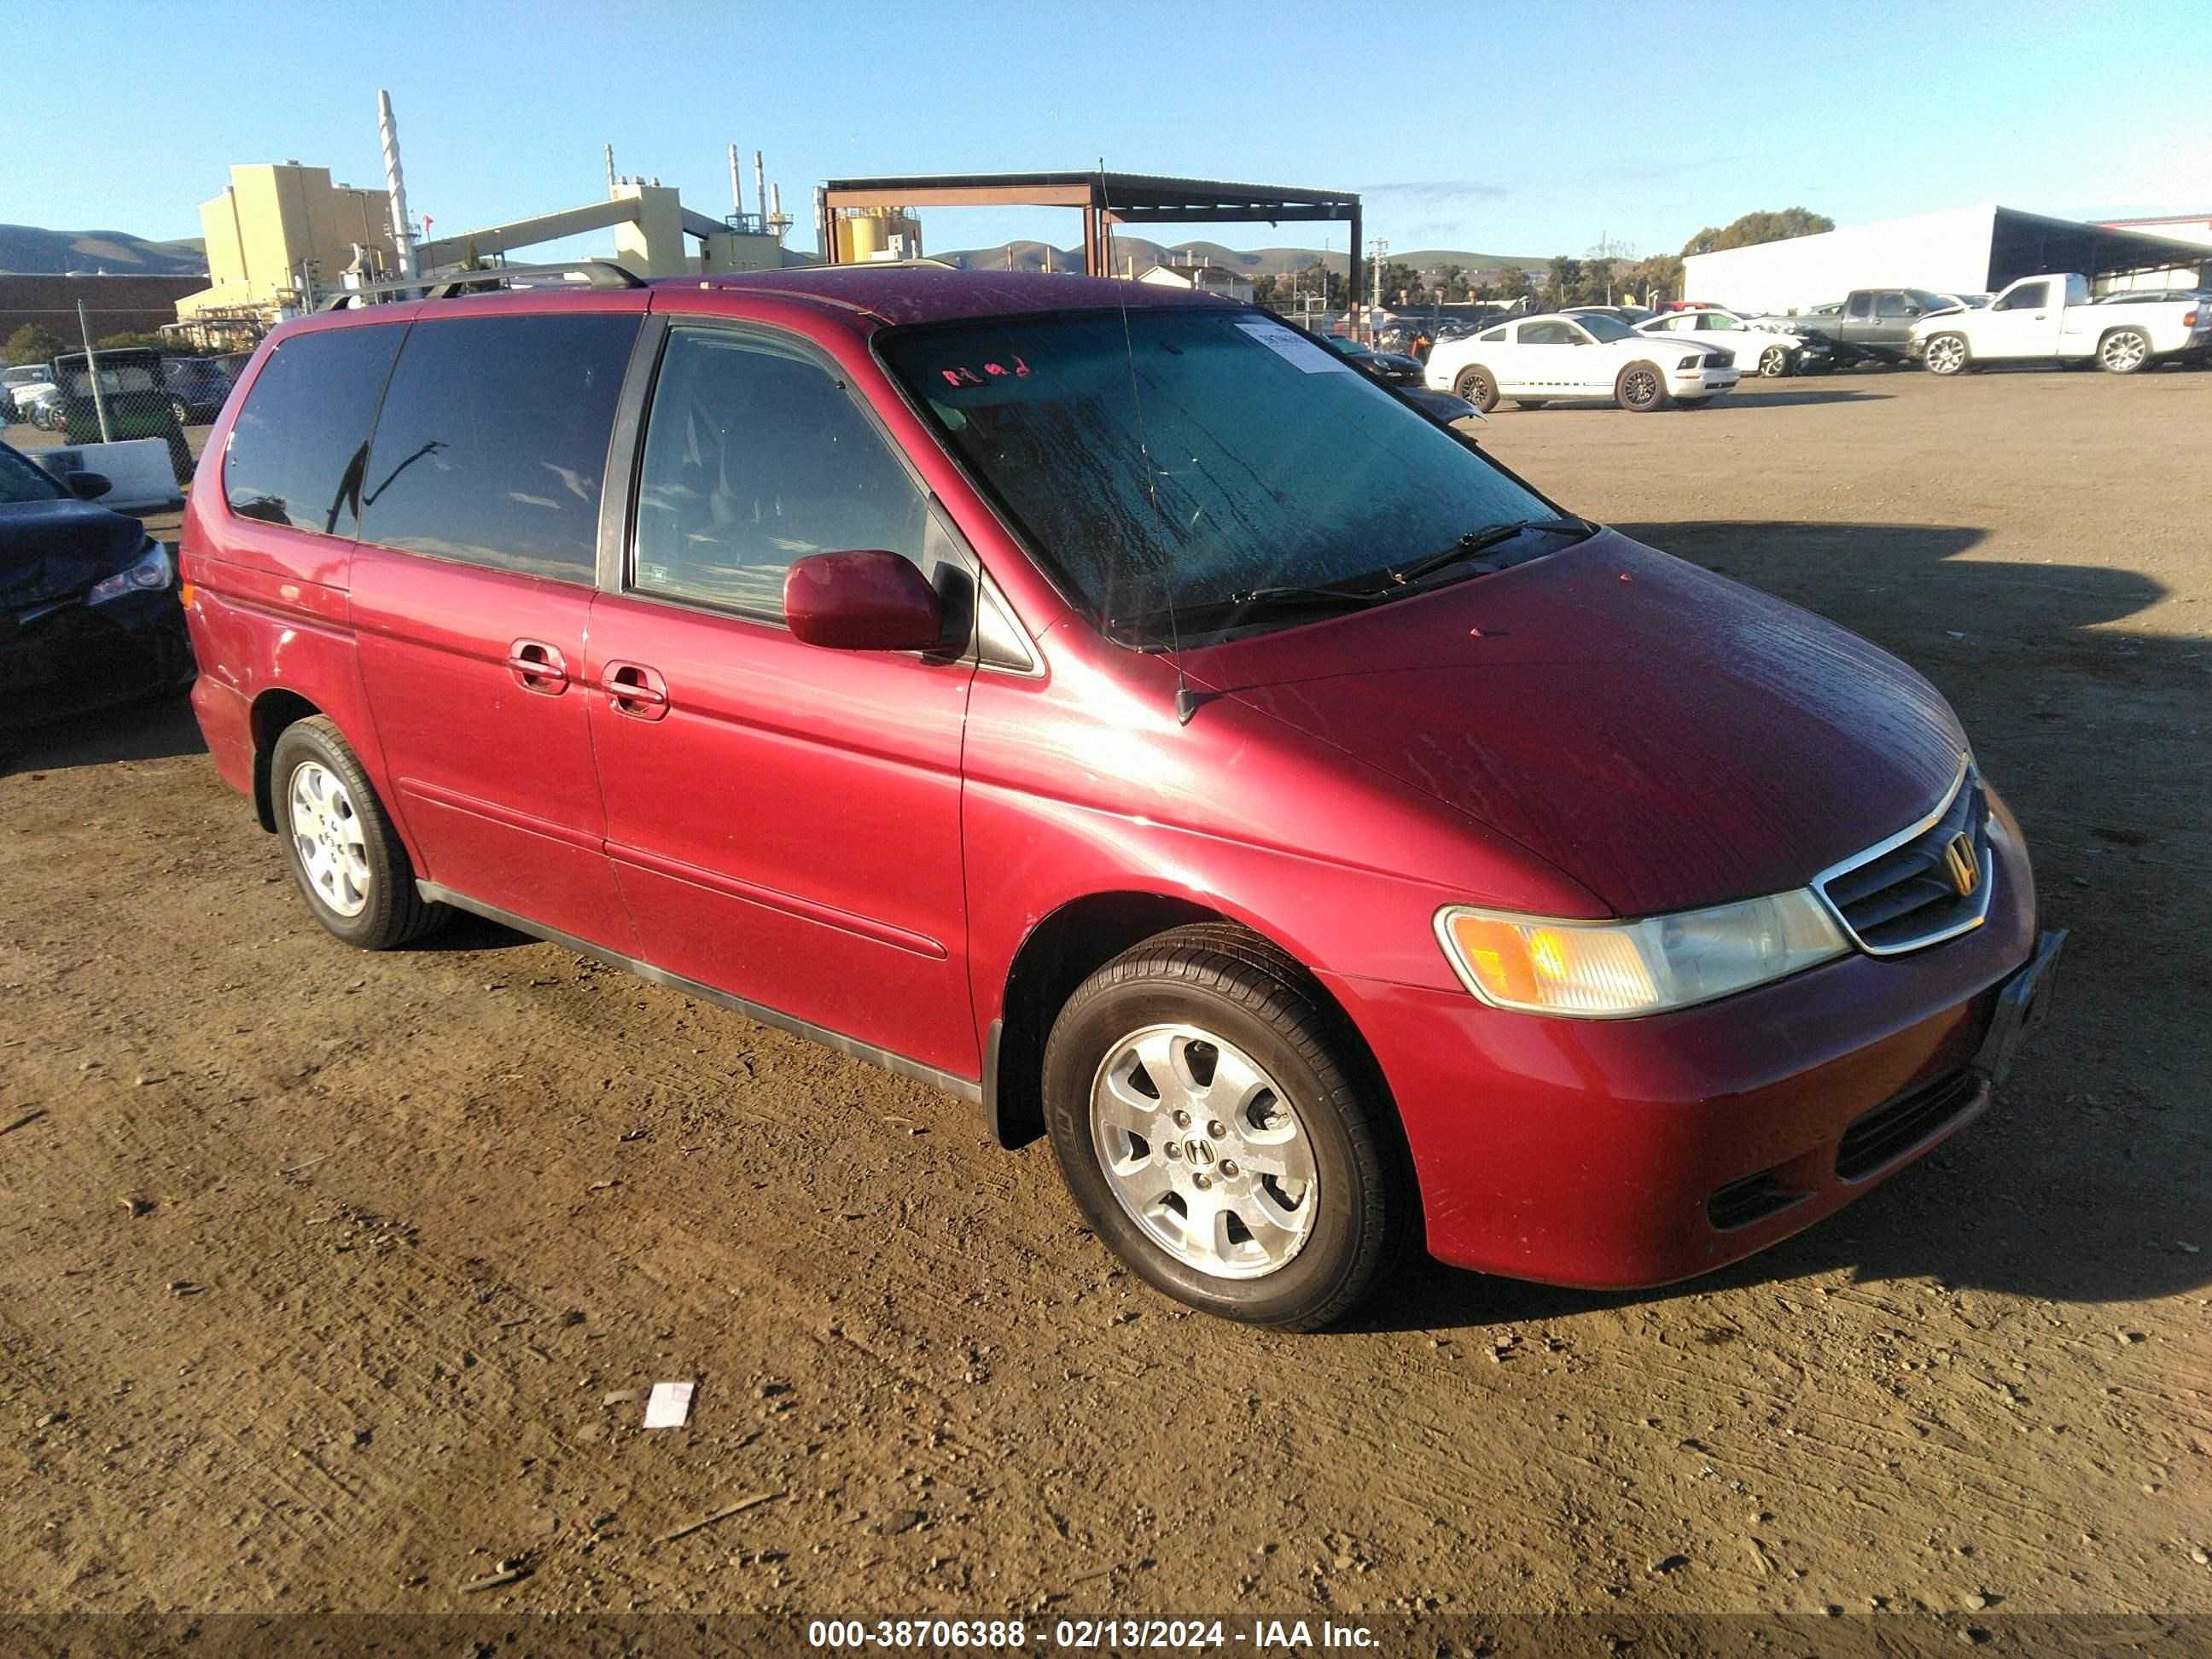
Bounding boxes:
[3,365,2208,1623]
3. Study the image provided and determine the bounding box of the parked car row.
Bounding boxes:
[1741,275,2209,376]
[3,350,247,432]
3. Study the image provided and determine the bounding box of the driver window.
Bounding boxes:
[1847,294,1873,319]
[1995,282,2048,311]
[1696,314,1738,331]
[632,329,930,620]
[1520,321,1576,346]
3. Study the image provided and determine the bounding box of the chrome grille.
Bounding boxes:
[1815,760,1993,955]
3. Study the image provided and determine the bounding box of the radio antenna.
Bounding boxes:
[1099,160,1198,725]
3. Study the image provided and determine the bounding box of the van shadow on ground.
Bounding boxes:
[1354,520,2208,1333]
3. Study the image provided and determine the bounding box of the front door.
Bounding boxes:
[1509,318,1595,393]
[585,323,981,1082]
[350,306,645,952]
[1976,280,2064,359]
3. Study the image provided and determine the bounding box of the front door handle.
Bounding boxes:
[602,661,670,721]
[506,639,570,695]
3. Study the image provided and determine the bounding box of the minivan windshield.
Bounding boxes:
[881,310,1569,639]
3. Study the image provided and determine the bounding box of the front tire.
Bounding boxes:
[1452,365,1499,413]
[1923,333,1970,375]
[271,717,447,950]
[1042,924,1400,1330]
[1758,345,1790,377]
[1616,361,1670,411]
[2098,328,2151,375]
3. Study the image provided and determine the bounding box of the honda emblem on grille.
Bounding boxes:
[1942,831,1979,898]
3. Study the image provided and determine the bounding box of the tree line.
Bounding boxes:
[1253,208,1832,316]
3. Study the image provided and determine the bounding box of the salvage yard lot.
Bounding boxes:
[3,367,2207,1617]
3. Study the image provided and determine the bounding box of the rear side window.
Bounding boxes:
[359,312,639,582]
[224,324,403,536]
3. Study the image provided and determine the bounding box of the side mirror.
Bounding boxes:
[67,472,114,501]
[783,550,943,652]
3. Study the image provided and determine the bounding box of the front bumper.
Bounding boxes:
[1672,367,1740,396]
[0,585,193,730]
[1329,788,2046,1288]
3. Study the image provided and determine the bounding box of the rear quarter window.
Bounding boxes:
[224,324,404,536]
[358,312,640,582]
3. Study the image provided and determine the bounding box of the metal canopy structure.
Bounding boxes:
[818,170,1363,308]
[1984,208,2209,290]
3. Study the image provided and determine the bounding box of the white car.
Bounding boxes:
[1423,311,1740,412]
[3,364,55,424]
[1635,309,1812,378]
[1911,272,2212,375]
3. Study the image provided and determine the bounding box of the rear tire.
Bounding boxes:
[271,716,448,950]
[1616,361,1670,411]
[1042,924,1400,1331]
[2097,328,2151,375]
[1452,365,1499,413]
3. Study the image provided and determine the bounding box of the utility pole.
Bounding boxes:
[75,300,112,443]
[1367,237,1388,339]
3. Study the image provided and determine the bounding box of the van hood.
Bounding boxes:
[1182,530,1967,917]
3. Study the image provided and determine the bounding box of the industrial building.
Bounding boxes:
[1683,204,2212,315]
[174,162,400,339]
[172,93,806,345]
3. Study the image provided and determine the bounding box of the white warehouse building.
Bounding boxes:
[1684,204,2210,315]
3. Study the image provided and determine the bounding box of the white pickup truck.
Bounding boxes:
[1910,272,2209,375]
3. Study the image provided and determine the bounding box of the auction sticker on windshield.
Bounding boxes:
[1235,321,1354,373]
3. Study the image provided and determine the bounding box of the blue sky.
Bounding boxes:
[25,0,2212,264]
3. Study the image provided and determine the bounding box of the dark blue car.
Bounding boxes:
[1,440,192,730]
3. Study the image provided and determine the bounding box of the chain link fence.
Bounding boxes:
[3,348,250,486]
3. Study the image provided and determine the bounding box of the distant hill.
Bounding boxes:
[937,237,1544,276]
[0,224,208,276]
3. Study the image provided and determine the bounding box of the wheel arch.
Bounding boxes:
[984,893,1402,1173]
[248,688,328,832]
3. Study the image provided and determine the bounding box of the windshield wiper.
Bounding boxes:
[1223,582,1383,611]
[1384,517,1593,589]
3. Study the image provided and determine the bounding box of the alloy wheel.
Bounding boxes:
[1925,336,1967,375]
[1088,1023,1318,1280]
[288,760,372,917]
[1622,367,1661,408]
[2100,331,2147,373]
[1760,346,1788,377]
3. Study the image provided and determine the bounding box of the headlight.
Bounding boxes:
[1435,890,1849,1018]
[86,541,172,606]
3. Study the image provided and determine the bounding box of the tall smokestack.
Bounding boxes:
[605,143,616,197]
[379,89,416,278]
[729,144,744,216]
[770,183,783,236]
[754,151,768,234]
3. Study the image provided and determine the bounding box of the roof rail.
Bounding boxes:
[319,260,646,311]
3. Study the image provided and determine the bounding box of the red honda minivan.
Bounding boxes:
[180,264,2061,1330]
